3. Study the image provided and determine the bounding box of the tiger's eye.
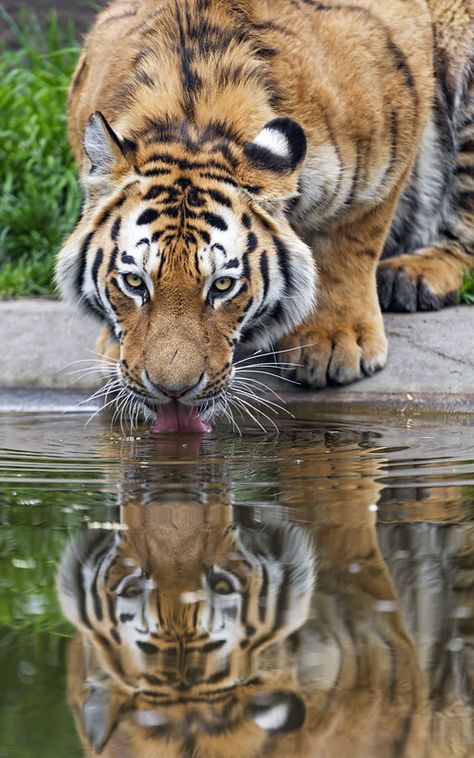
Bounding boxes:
[212,277,234,293]
[125,273,144,289]
[119,583,142,598]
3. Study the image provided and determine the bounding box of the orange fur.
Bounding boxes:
[56,0,474,404]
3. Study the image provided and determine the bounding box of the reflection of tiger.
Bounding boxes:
[58,504,315,755]
[58,440,474,756]
[57,0,473,419]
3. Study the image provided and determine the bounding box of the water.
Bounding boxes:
[0,408,473,757]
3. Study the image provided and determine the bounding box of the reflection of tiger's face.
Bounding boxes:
[57,515,314,754]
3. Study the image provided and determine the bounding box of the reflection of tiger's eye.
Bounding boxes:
[210,577,234,595]
[125,273,144,289]
[212,277,234,293]
[119,583,142,598]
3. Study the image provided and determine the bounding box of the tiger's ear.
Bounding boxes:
[247,689,306,734]
[83,111,133,178]
[81,686,125,753]
[239,117,307,202]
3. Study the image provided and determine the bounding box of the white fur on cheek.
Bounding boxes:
[252,128,290,159]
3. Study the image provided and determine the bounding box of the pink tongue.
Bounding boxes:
[153,403,212,434]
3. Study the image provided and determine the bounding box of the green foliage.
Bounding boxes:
[0,9,81,296]
[459,268,474,305]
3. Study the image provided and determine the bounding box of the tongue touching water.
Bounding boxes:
[0,408,473,757]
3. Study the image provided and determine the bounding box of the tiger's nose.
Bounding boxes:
[144,371,204,399]
[155,383,194,399]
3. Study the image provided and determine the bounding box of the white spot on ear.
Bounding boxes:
[133,711,168,728]
[253,128,290,159]
[253,703,289,732]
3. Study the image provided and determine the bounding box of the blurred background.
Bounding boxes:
[0,2,105,298]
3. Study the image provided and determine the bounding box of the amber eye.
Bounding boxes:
[124,273,145,289]
[209,574,235,595]
[211,277,234,294]
[118,582,142,599]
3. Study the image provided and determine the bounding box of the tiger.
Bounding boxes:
[56,437,474,757]
[55,0,474,431]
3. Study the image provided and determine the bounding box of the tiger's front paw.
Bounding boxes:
[278,316,388,388]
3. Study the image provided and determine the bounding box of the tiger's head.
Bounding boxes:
[56,114,316,429]
[57,509,314,755]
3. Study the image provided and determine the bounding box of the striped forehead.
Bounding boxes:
[117,199,248,277]
[196,208,248,277]
[117,206,159,272]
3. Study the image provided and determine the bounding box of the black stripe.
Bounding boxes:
[202,211,228,231]
[199,229,211,244]
[455,164,474,178]
[246,231,258,253]
[259,250,270,303]
[459,192,474,212]
[107,246,119,274]
[95,207,112,228]
[76,563,92,629]
[143,184,172,200]
[136,641,159,655]
[460,139,474,152]
[143,167,172,177]
[137,208,159,225]
[258,563,269,623]
[198,171,238,187]
[273,236,291,291]
[346,140,363,206]
[111,216,121,241]
[142,153,231,173]
[239,587,250,628]
[206,188,233,208]
[201,639,227,653]
[224,257,239,269]
[91,248,104,292]
[76,232,94,297]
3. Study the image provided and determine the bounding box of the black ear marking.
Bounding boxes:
[244,117,307,173]
[83,111,133,175]
[247,689,306,734]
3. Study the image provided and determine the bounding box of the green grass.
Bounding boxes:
[0,9,81,296]
[459,268,474,304]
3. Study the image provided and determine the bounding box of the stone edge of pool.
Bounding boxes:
[1,299,474,414]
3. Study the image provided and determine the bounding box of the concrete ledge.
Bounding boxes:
[1,299,473,413]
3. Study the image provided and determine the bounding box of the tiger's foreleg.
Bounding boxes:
[278,197,400,389]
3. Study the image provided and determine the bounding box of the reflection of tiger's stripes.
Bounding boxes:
[57,523,315,699]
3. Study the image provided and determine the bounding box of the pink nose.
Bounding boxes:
[154,383,194,398]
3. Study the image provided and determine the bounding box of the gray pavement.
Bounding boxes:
[1,299,473,413]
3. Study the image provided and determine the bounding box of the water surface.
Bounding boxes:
[0,409,473,757]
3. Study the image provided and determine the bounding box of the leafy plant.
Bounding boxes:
[0,8,81,296]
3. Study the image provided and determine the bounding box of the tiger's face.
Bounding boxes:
[57,512,314,754]
[57,115,316,427]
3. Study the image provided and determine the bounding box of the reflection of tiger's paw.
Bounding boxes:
[278,317,388,389]
[377,247,469,312]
